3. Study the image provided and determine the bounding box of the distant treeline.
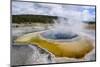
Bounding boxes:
[12,15,58,23]
[83,21,96,24]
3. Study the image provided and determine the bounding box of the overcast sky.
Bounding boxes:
[12,1,95,21]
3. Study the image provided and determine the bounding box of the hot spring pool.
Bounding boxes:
[15,30,94,58]
[41,31,78,40]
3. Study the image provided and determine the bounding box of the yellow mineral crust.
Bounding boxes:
[15,31,94,59]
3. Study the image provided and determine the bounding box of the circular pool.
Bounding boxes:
[41,31,78,40]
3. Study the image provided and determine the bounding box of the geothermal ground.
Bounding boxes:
[11,23,96,65]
